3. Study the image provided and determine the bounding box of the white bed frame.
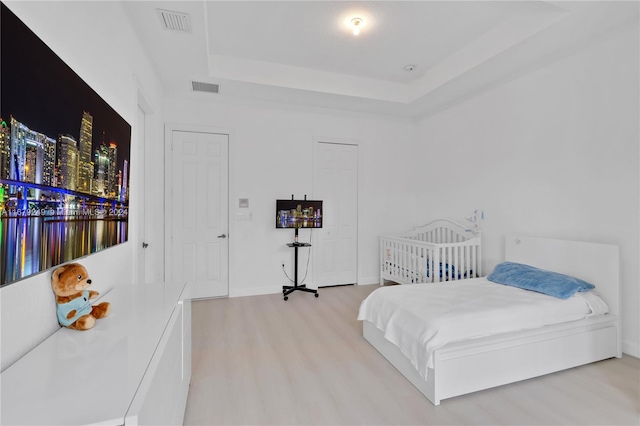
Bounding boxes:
[380,219,482,285]
[364,235,621,405]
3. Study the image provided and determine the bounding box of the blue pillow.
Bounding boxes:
[487,261,595,299]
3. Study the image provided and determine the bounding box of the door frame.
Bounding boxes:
[312,136,361,286]
[164,123,234,290]
[135,80,155,284]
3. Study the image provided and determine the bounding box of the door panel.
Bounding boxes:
[171,131,228,298]
[338,163,357,283]
[180,244,197,283]
[313,142,358,286]
[205,243,221,281]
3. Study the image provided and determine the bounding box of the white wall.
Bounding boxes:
[415,24,640,356]
[163,96,417,296]
[0,1,164,371]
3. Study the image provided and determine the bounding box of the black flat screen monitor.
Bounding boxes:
[276,199,322,229]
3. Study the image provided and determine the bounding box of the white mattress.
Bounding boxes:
[357,277,608,381]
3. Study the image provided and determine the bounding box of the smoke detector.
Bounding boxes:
[404,64,416,72]
[157,9,192,33]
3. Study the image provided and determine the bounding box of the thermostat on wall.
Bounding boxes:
[239,198,249,208]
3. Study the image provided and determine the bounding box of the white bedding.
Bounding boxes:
[357,277,608,381]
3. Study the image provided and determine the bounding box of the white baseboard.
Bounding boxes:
[229,281,379,298]
[229,286,280,298]
[622,339,640,358]
[358,277,380,286]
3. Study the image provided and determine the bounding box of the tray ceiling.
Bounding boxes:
[123,1,639,118]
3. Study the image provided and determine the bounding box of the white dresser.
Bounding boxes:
[0,282,191,425]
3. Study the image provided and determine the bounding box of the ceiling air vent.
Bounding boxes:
[157,9,192,33]
[192,81,219,94]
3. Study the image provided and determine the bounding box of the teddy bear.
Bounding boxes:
[51,262,110,330]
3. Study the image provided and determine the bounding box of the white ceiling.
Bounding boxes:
[123,1,639,118]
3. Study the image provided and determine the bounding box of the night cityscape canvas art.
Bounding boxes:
[0,3,132,286]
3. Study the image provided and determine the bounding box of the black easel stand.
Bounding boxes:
[283,228,319,301]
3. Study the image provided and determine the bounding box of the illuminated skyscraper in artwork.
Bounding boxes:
[42,133,56,186]
[57,134,79,191]
[8,117,55,189]
[120,159,128,202]
[0,119,10,180]
[77,111,93,194]
[107,142,117,198]
[9,117,26,182]
[93,142,109,197]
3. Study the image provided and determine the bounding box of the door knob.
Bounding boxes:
[217,234,227,238]
[142,242,149,248]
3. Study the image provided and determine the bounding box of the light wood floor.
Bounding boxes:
[184,284,640,425]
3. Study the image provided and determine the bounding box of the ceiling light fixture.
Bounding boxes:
[351,17,363,36]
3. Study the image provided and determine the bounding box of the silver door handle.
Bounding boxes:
[217,234,227,238]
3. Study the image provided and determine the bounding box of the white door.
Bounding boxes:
[313,142,358,286]
[170,131,229,298]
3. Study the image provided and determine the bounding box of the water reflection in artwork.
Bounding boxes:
[0,216,127,285]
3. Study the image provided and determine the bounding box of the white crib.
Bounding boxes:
[380,219,482,285]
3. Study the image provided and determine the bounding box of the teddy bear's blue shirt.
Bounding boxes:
[57,290,92,327]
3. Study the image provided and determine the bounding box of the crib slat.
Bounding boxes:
[454,245,459,280]
[447,245,452,280]
[472,245,477,278]
[465,245,470,278]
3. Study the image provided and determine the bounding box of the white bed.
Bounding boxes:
[380,219,482,285]
[361,236,621,405]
